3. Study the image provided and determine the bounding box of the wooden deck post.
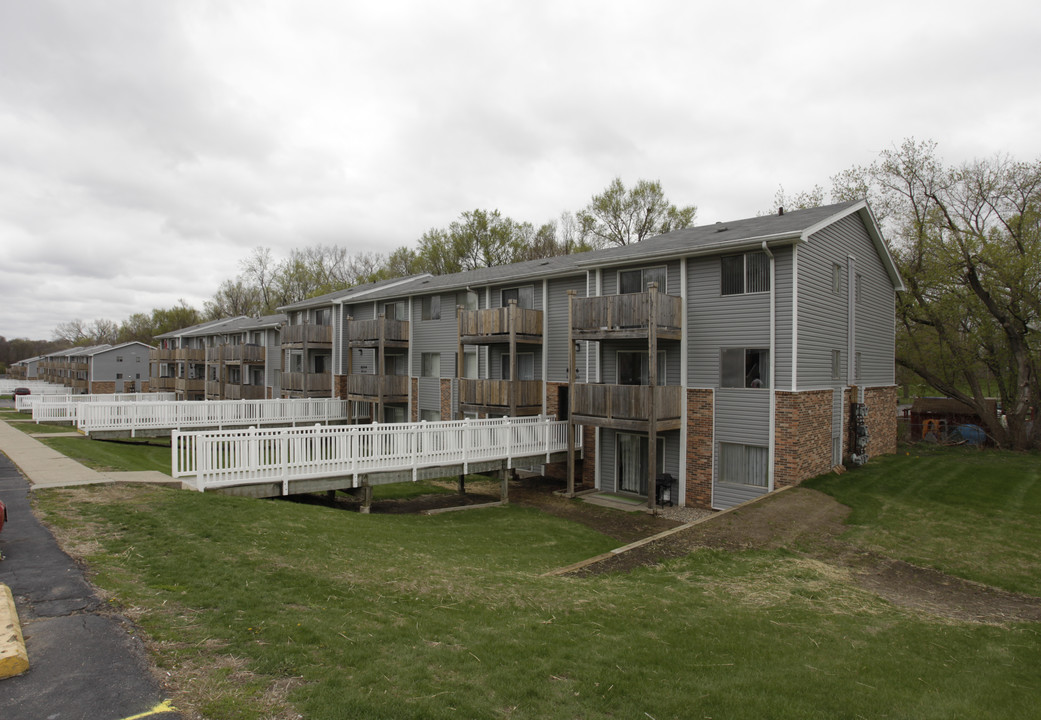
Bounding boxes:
[377,313,385,423]
[500,466,510,505]
[566,290,576,498]
[458,473,466,494]
[359,483,373,514]
[509,299,518,418]
[647,282,658,513]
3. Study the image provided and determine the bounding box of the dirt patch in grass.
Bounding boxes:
[573,487,1041,625]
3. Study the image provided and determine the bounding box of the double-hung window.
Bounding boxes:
[501,286,534,309]
[421,352,441,378]
[619,266,667,294]
[422,296,441,321]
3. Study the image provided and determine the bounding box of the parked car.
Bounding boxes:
[12,387,30,396]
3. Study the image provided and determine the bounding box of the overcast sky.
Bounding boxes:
[2,0,1040,341]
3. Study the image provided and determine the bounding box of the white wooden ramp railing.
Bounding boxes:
[24,392,177,418]
[76,398,350,436]
[173,415,569,494]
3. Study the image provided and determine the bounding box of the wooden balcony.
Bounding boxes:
[205,346,222,362]
[570,384,682,431]
[347,374,410,403]
[347,318,409,348]
[281,324,333,348]
[458,306,543,345]
[226,384,266,400]
[571,292,683,341]
[205,380,223,397]
[224,344,266,364]
[281,372,332,394]
[72,378,88,391]
[459,378,543,416]
[175,377,205,393]
[151,377,176,391]
[151,348,176,362]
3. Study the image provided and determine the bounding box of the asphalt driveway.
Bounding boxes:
[0,452,180,720]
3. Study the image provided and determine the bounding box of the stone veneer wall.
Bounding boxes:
[774,390,833,488]
[685,389,714,508]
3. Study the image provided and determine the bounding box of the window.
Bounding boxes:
[457,291,479,311]
[384,301,406,320]
[384,353,407,376]
[383,406,407,424]
[501,286,534,309]
[500,353,535,381]
[463,351,478,379]
[832,263,842,294]
[719,443,768,487]
[136,356,141,363]
[620,266,668,294]
[831,350,841,381]
[421,353,441,378]
[422,295,441,321]
[420,408,441,422]
[116,356,123,363]
[617,351,667,386]
[116,373,123,379]
[721,251,770,295]
[720,348,769,388]
[314,308,331,326]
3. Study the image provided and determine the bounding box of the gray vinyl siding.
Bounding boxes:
[417,378,441,418]
[713,476,768,509]
[687,255,771,386]
[798,214,897,387]
[773,247,794,390]
[411,292,458,379]
[546,275,587,382]
[599,429,680,495]
[712,389,772,508]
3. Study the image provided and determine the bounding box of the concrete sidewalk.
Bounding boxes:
[0,418,179,489]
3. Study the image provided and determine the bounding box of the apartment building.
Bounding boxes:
[36,342,154,393]
[329,200,902,509]
[148,200,901,509]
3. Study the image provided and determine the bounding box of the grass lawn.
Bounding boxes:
[805,444,1041,595]
[11,420,81,434]
[36,436,173,475]
[31,444,1041,719]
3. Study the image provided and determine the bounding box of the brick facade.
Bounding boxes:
[440,379,453,420]
[863,385,898,457]
[89,381,116,394]
[581,425,596,487]
[410,378,418,422]
[333,374,348,400]
[545,381,564,420]
[685,389,714,508]
[774,389,833,488]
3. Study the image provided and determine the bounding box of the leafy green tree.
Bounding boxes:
[833,139,1041,449]
[578,177,697,247]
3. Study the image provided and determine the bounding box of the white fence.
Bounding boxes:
[22,392,177,417]
[1,381,66,395]
[76,398,350,436]
[174,415,569,493]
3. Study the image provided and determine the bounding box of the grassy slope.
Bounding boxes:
[37,436,173,474]
[805,445,1041,595]
[35,452,1041,720]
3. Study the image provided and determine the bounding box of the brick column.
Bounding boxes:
[440,379,453,420]
[774,390,833,488]
[685,389,714,508]
[864,386,898,456]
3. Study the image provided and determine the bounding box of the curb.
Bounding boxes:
[0,582,29,679]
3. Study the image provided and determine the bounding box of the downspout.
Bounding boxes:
[679,257,688,506]
[762,241,776,492]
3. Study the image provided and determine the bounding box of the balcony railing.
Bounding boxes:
[226,384,266,400]
[282,324,333,346]
[225,344,266,363]
[205,380,223,397]
[175,348,206,362]
[571,292,683,339]
[347,318,409,346]
[459,378,543,413]
[347,374,410,401]
[151,377,176,391]
[205,347,222,362]
[151,348,176,362]
[175,377,205,393]
[281,372,332,393]
[458,306,543,344]
[571,384,682,427]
